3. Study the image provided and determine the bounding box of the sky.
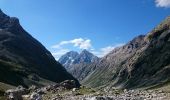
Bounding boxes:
[0,0,170,60]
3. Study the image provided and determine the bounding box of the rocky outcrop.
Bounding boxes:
[60,80,78,89]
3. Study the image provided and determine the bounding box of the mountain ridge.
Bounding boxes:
[58,49,100,81]
[59,49,100,66]
[0,9,80,88]
[82,16,170,89]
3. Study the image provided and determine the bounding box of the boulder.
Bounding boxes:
[35,88,46,95]
[5,86,27,100]
[87,96,113,100]
[60,80,77,89]
[28,85,38,92]
[72,88,78,92]
[30,92,42,100]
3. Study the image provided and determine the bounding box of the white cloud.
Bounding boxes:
[51,38,92,60]
[51,38,124,60]
[155,0,170,8]
[51,49,69,60]
[51,38,92,50]
[92,43,124,57]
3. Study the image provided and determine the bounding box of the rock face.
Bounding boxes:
[59,50,100,81]
[114,16,170,89]
[82,35,147,87]
[59,50,99,68]
[72,49,99,64]
[83,16,170,89]
[58,51,79,69]
[0,9,80,88]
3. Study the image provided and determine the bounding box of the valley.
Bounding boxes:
[0,5,170,100]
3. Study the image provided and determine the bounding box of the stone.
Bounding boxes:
[29,85,38,92]
[30,92,42,100]
[5,85,28,100]
[72,88,78,92]
[22,95,30,99]
[36,88,46,95]
[60,80,77,89]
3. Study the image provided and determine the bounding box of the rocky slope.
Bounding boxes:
[82,35,147,87]
[0,9,80,89]
[82,16,170,89]
[59,50,100,81]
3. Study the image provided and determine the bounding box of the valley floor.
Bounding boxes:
[2,80,170,100]
[41,88,170,100]
[5,85,170,100]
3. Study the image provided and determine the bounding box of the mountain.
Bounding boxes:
[0,9,80,89]
[58,51,79,69]
[59,50,99,66]
[82,35,147,87]
[73,49,100,64]
[59,49,100,81]
[82,16,170,89]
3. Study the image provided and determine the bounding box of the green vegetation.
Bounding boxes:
[0,90,6,100]
[78,86,96,94]
[0,82,15,91]
[0,96,7,100]
[147,81,170,93]
[0,59,56,89]
[0,82,15,100]
[0,90,4,96]
[146,16,170,41]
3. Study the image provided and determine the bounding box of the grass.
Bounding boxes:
[147,81,170,93]
[146,16,170,41]
[0,82,15,100]
[0,82,15,91]
[0,96,7,100]
[0,59,56,89]
[78,86,96,94]
[0,90,6,100]
[0,90,4,96]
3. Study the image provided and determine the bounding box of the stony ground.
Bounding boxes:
[41,87,170,100]
[3,80,170,100]
[21,86,170,100]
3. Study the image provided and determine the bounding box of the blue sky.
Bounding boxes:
[0,0,170,59]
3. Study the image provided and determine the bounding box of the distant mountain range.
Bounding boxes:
[0,9,80,90]
[58,49,100,81]
[59,16,170,89]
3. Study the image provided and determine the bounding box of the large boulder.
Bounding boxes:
[60,80,77,89]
